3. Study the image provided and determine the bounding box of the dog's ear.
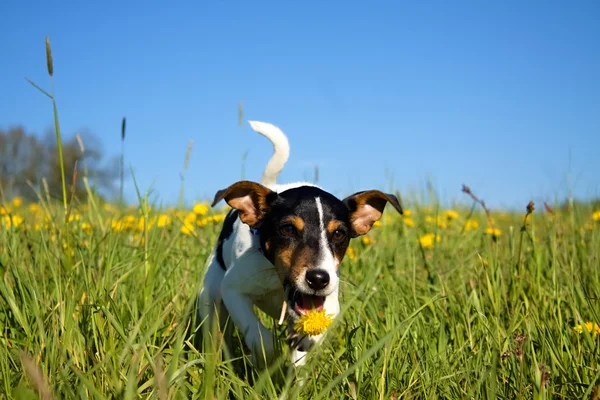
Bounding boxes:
[343,190,403,237]
[211,181,277,226]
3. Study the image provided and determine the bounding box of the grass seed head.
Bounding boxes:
[45,36,53,77]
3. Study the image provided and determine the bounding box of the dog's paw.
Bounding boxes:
[245,325,276,365]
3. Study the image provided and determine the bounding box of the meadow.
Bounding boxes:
[1,188,599,399]
[2,37,600,399]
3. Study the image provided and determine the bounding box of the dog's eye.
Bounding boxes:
[279,223,297,237]
[332,228,347,242]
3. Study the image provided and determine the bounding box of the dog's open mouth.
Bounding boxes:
[290,290,325,315]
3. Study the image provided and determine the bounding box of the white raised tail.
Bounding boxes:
[248,120,290,186]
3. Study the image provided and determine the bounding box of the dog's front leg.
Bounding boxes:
[221,251,279,366]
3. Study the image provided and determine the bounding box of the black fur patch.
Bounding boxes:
[216,209,239,270]
[258,186,353,267]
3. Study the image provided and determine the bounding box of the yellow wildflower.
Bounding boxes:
[373,220,382,228]
[573,322,600,337]
[419,233,441,248]
[0,207,8,215]
[426,215,447,229]
[346,247,356,260]
[444,210,459,220]
[197,217,209,227]
[2,215,23,228]
[465,219,479,231]
[362,236,373,245]
[28,203,40,213]
[12,197,23,208]
[593,211,600,221]
[403,209,412,217]
[485,227,502,237]
[212,213,227,224]
[81,223,92,234]
[193,203,209,216]
[157,214,171,228]
[403,217,415,227]
[294,309,334,336]
[185,212,196,223]
[181,221,195,235]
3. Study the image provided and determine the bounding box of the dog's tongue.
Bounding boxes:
[296,294,325,313]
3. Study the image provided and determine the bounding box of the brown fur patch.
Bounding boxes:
[283,216,305,232]
[211,181,275,226]
[346,190,403,236]
[273,246,294,282]
[327,220,344,235]
[290,246,313,282]
[273,243,322,284]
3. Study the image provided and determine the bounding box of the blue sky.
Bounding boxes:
[1,1,599,210]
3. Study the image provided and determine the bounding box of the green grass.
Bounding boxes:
[0,195,599,399]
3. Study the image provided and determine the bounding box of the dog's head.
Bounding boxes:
[212,181,402,319]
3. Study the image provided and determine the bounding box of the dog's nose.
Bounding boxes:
[305,269,330,290]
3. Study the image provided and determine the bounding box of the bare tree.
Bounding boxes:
[0,126,118,202]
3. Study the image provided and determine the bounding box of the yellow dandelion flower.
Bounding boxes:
[373,220,382,228]
[136,216,155,232]
[593,211,600,221]
[211,213,227,224]
[12,197,23,208]
[485,227,502,237]
[444,210,459,220]
[403,209,411,217]
[111,220,124,231]
[346,247,356,260]
[0,207,9,215]
[81,223,92,234]
[419,233,441,248]
[294,309,334,336]
[403,217,415,227]
[193,203,209,216]
[123,215,137,231]
[465,219,479,231]
[573,322,600,337]
[62,242,75,257]
[426,215,447,229]
[157,214,171,228]
[185,212,197,223]
[181,221,195,235]
[28,203,40,213]
[2,215,24,228]
[362,236,373,245]
[197,216,210,227]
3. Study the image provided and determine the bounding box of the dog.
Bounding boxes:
[197,120,402,368]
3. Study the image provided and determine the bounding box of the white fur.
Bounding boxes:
[197,121,340,369]
[248,120,290,187]
[290,197,339,297]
